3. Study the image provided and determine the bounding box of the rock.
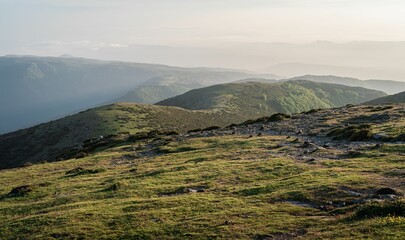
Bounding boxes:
[373,133,389,140]
[378,194,397,200]
[375,188,397,195]
[373,143,383,149]
[187,187,205,193]
[257,132,263,137]
[302,141,316,148]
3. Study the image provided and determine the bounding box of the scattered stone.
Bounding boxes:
[372,143,383,149]
[187,187,205,193]
[302,141,316,148]
[23,162,33,167]
[74,152,88,159]
[306,158,316,163]
[323,143,330,148]
[373,133,389,140]
[378,194,397,200]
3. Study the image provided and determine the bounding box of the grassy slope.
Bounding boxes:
[113,76,203,104]
[157,80,386,118]
[365,91,405,105]
[0,104,404,239]
[0,103,235,169]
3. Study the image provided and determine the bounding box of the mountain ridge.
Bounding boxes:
[157,80,387,117]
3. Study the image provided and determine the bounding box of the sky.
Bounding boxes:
[1,0,405,49]
[1,0,405,79]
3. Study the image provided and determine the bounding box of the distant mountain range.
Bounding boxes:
[365,91,405,105]
[0,55,274,134]
[157,80,386,120]
[117,75,403,108]
[286,75,405,95]
[2,55,404,135]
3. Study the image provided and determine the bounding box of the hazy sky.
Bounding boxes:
[2,0,405,80]
[1,0,405,51]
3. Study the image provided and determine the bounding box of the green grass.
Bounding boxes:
[0,135,403,239]
[0,103,240,169]
[157,80,386,118]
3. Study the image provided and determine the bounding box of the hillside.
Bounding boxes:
[0,104,403,239]
[0,56,261,134]
[365,91,405,105]
[113,76,205,104]
[0,103,235,169]
[233,78,278,84]
[287,75,405,95]
[157,81,387,120]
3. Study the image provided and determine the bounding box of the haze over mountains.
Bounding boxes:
[12,41,405,81]
[0,55,274,134]
[285,75,405,95]
[2,55,405,134]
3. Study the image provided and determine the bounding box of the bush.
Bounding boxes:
[202,126,222,131]
[65,167,106,176]
[8,185,35,197]
[327,124,373,141]
[353,201,405,220]
[303,109,320,114]
[241,113,291,125]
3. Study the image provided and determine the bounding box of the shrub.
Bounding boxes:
[327,124,373,141]
[353,201,405,220]
[303,109,320,114]
[202,126,222,131]
[8,185,35,197]
[65,167,106,176]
